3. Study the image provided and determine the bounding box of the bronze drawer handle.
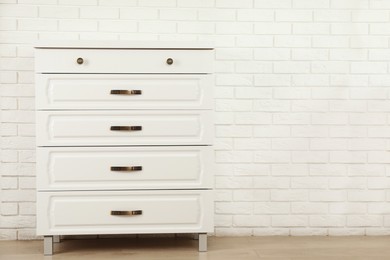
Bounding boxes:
[110,90,142,95]
[76,57,84,65]
[110,166,143,172]
[110,126,142,131]
[166,58,173,65]
[111,210,142,216]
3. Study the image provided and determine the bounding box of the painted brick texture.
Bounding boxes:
[2,0,390,239]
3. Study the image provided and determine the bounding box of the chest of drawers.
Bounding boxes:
[34,41,214,255]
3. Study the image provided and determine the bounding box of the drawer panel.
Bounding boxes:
[37,190,214,235]
[36,74,213,110]
[37,146,214,190]
[36,110,213,146]
[35,49,213,74]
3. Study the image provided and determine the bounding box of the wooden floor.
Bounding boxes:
[1,236,390,259]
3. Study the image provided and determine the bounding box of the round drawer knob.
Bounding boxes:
[166,58,173,65]
[76,57,84,65]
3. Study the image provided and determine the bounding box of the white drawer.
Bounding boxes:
[37,146,214,190]
[36,110,213,146]
[36,74,213,110]
[35,49,213,74]
[36,190,214,235]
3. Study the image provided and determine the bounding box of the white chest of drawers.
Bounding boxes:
[34,41,214,255]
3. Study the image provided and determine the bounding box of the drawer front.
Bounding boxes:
[37,146,214,190]
[35,49,213,74]
[36,74,213,110]
[37,190,214,235]
[36,110,213,146]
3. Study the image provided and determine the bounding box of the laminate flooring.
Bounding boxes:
[1,236,390,259]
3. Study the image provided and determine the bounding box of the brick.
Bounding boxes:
[272,215,308,227]
[274,62,311,74]
[330,126,367,138]
[139,21,176,33]
[314,10,351,22]
[199,9,236,21]
[138,0,176,7]
[255,0,292,8]
[273,112,311,124]
[0,4,38,17]
[237,10,273,21]
[275,87,311,99]
[310,215,346,227]
[291,177,328,189]
[254,151,290,163]
[331,23,368,35]
[99,0,137,5]
[272,164,309,176]
[1,203,18,215]
[120,8,158,20]
[179,22,214,34]
[310,190,347,202]
[254,75,291,86]
[292,49,328,61]
[292,202,328,214]
[312,36,349,48]
[271,190,308,202]
[1,177,18,189]
[272,138,309,150]
[215,202,252,214]
[254,202,290,214]
[233,190,269,201]
[235,61,273,73]
[292,100,328,112]
[293,0,329,8]
[310,139,348,150]
[348,191,385,202]
[330,0,369,9]
[276,10,312,22]
[310,164,347,176]
[351,36,389,48]
[253,177,290,188]
[329,203,366,214]
[233,215,270,227]
[311,113,348,125]
[329,177,366,189]
[347,215,383,227]
[352,10,389,22]
[275,36,311,47]
[235,87,273,99]
[59,20,97,31]
[236,36,273,47]
[255,23,291,35]
[234,112,272,124]
[254,48,290,61]
[253,100,290,112]
[99,21,137,32]
[216,0,253,8]
[254,126,291,137]
[330,151,366,163]
[292,151,328,163]
[39,6,78,18]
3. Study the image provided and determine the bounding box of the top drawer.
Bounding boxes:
[35,49,213,74]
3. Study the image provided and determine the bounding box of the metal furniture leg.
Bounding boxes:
[199,233,207,252]
[44,236,53,255]
[53,235,60,243]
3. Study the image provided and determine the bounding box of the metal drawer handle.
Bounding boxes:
[76,57,84,65]
[110,90,142,95]
[111,210,142,216]
[110,126,142,131]
[166,58,173,65]
[110,166,142,172]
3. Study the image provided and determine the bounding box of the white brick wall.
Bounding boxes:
[1,0,390,240]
